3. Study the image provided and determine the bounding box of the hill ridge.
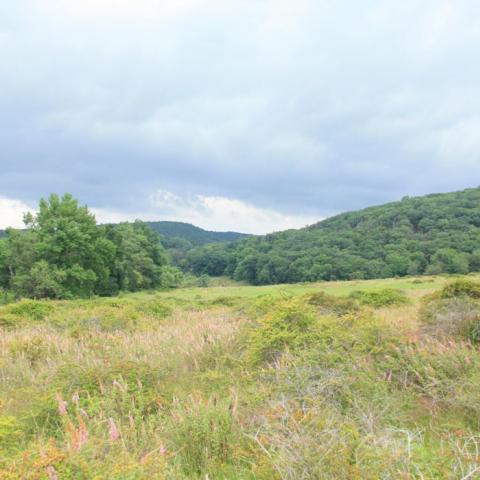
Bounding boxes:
[184,186,480,284]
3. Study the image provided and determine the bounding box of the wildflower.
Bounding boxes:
[46,466,59,480]
[72,392,80,405]
[109,417,120,442]
[55,394,68,416]
[112,379,126,391]
[77,417,89,450]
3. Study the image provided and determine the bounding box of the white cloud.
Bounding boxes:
[148,190,318,234]
[2,0,480,217]
[0,197,32,229]
[0,192,317,235]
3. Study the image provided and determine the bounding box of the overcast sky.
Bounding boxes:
[1,1,479,233]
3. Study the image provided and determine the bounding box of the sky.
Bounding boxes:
[1,0,480,234]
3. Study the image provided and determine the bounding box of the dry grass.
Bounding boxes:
[3,277,480,478]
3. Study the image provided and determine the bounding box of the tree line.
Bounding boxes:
[0,194,183,299]
[179,187,480,284]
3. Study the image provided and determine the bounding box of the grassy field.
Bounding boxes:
[1,275,480,478]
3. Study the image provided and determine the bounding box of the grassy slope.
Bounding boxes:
[1,276,480,478]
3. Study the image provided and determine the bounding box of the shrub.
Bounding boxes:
[305,291,359,316]
[349,289,408,308]
[8,337,48,365]
[7,300,54,321]
[0,416,23,453]
[198,274,210,287]
[137,300,172,320]
[247,300,318,364]
[440,279,480,299]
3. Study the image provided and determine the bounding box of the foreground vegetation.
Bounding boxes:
[2,275,480,478]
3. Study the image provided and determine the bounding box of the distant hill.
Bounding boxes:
[184,187,480,284]
[146,221,250,246]
[0,221,250,247]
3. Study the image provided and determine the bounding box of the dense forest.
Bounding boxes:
[0,221,249,245]
[182,187,480,284]
[0,194,183,299]
[146,221,249,246]
[3,187,480,299]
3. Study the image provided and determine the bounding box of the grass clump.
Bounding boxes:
[420,297,480,344]
[419,280,480,344]
[166,395,244,477]
[349,288,409,308]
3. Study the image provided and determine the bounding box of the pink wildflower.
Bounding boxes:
[46,466,59,480]
[77,417,89,450]
[55,394,68,416]
[109,417,120,442]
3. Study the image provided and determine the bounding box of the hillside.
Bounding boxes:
[185,187,480,283]
[0,221,249,246]
[146,221,250,246]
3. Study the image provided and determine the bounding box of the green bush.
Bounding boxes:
[8,337,48,365]
[137,300,172,319]
[0,416,24,452]
[349,289,409,308]
[440,279,480,299]
[247,300,318,364]
[7,300,54,320]
[306,291,359,316]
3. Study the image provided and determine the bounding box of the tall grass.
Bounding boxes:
[2,278,480,478]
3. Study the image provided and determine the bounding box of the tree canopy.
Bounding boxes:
[182,187,480,284]
[0,194,180,299]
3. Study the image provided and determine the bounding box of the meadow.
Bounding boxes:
[2,275,480,479]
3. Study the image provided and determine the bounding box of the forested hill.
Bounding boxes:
[146,221,250,246]
[0,221,250,246]
[184,187,480,284]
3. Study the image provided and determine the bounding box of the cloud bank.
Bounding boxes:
[1,1,480,232]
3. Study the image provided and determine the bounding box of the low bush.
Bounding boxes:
[8,336,49,365]
[349,288,409,308]
[305,291,359,316]
[5,300,54,321]
[0,415,24,453]
[137,300,172,320]
[440,279,480,299]
[246,300,318,364]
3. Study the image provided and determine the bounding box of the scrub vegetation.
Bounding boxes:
[2,276,480,478]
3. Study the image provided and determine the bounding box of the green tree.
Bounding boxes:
[25,193,114,297]
[105,221,168,292]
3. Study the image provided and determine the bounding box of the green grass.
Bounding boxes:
[2,275,480,478]
[154,275,450,303]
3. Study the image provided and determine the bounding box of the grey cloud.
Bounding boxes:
[1,0,480,231]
